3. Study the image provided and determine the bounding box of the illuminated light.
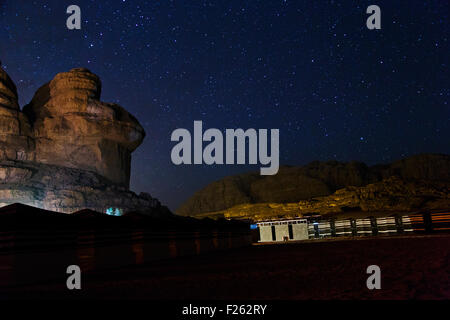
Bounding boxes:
[106,207,123,216]
[250,224,258,230]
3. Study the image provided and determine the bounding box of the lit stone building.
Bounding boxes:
[257,219,309,242]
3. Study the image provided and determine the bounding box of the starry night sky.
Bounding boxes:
[0,1,448,210]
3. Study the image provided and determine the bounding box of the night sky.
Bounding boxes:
[0,1,448,210]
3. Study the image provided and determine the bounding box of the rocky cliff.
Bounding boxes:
[0,66,166,214]
[22,68,145,187]
[177,154,450,219]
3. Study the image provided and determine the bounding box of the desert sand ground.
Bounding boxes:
[2,234,449,300]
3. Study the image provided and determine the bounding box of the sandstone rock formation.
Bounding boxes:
[177,154,450,219]
[196,176,450,221]
[0,66,166,215]
[23,68,145,187]
[0,68,35,163]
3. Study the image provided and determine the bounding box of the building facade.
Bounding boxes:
[257,219,309,242]
[256,212,450,243]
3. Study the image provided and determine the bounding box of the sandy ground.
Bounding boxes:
[2,234,449,300]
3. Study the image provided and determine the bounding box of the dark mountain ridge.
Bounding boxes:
[177,153,450,217]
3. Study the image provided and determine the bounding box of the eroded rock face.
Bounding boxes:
[0,66,163,215]
[0,68,35,163]
[0,67,19,110]
[191,176,450,221]
[177,154,450,217]
[295,176,450,215]
[0,160,163,213]
[23,68,145,187]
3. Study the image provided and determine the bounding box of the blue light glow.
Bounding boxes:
[106,207,123,216]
